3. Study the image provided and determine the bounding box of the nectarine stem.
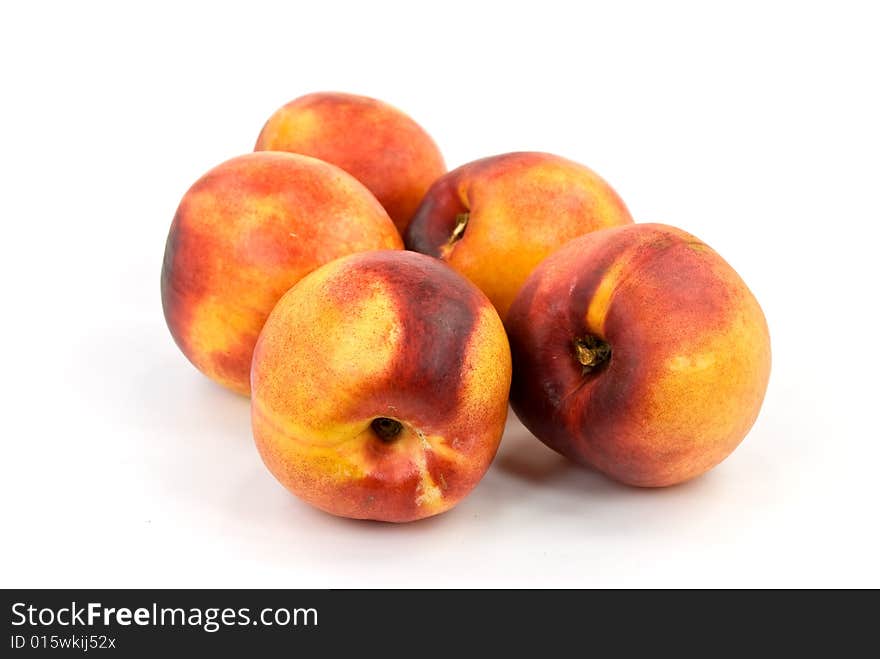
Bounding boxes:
[450,213,469,242]
[371,417,403,442]
[440,213,469,258]
[574,336,611,374]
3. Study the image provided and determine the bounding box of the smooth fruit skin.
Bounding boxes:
[255,91,446,234]
[405,151,633,319]
[506,223,771,487]
[161,152,402,395]
[251,251,511,522]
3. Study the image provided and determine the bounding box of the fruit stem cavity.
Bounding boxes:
[574,335,612,375]
[450,212,469,243]
[371,417,404,442]
[441,213,469,257]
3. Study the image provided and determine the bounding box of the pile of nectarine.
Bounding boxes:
[162,91,770,522]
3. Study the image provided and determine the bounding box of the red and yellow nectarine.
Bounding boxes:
[506,223,771,487]
[255,91,446,234]
[161,152,402,395]
[405,151,633,319]
[250,250,511,522]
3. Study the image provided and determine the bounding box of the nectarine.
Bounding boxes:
[255,91,446,234]
[405,151,633,319]
[506,223,771,487]
[250,250,511,522]
[161,152,402,395]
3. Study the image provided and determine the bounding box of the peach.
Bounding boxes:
[161,152,402,395]
[255,92,446,234]
[250,250,511,522]
[506,223,771,487]
[405,151,633,319]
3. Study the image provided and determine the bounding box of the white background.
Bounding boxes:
[2,1,877,588]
